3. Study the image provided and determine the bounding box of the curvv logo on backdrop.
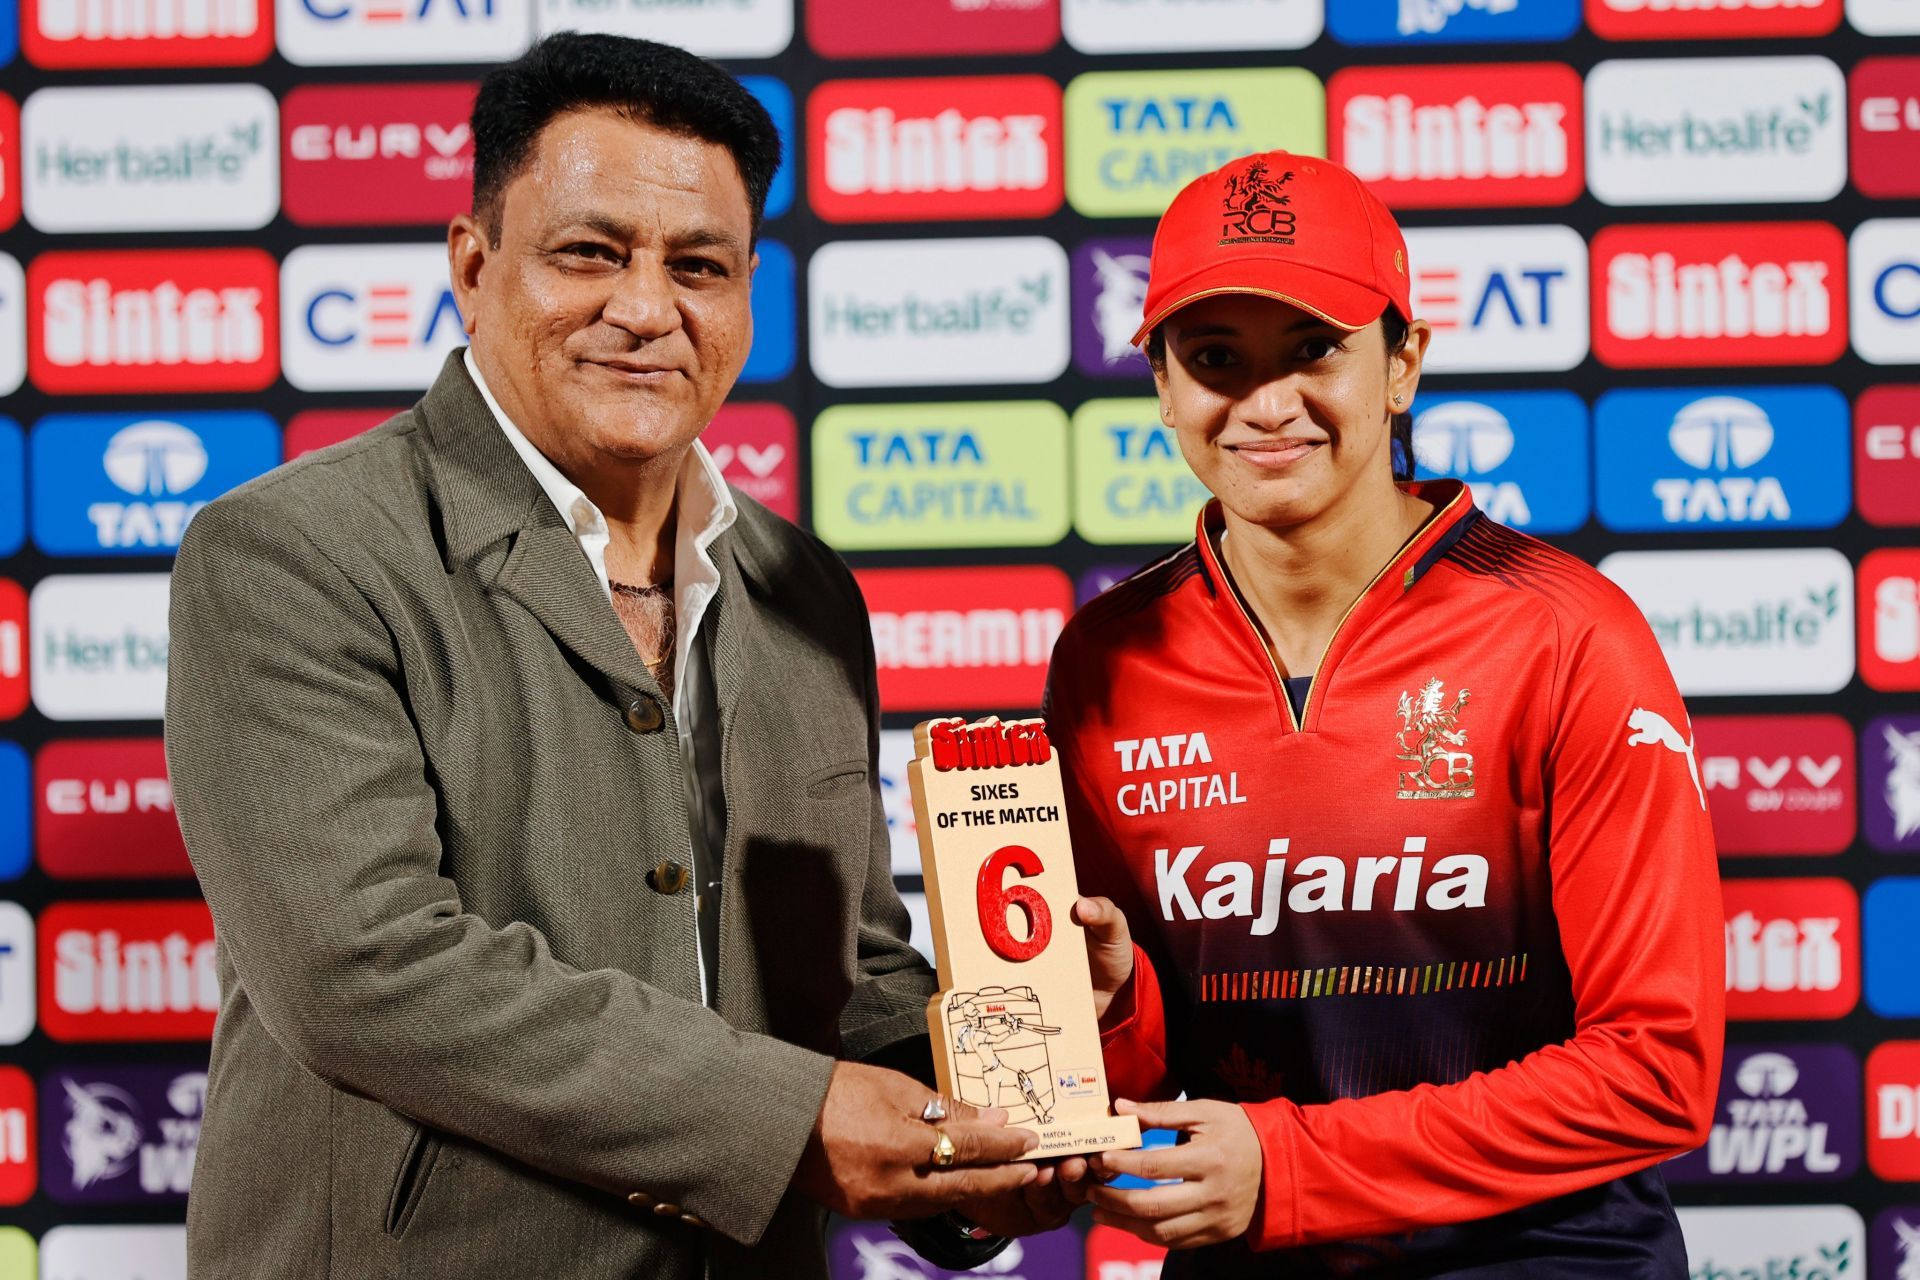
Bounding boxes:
[22,85,279,233]
[41,1066,203,1204]
[1861,549,1920,693]
[1409,391,1588,533]
[1679,1205,1862,1280]
[1864,715,1920,855]
[1856,385,1920,529]
[1667,1044,1860,1184]
[830,1220,1081,1279]
[36,739,192,880]
[37,901,217,1043]
[1852,57,1920,199]
[1695,715,1854,858]
[1585,58,1846,207]
[1593,388,1849,533]
[1870,1042,1920,1181]
[29,574,170,722]
[1402,225,1587,373]
[1722,878,1859,1022]
[1588,0,1841,39]
[1325,0,1579,44]
[275,0,530,66]
[809,237,1068,390]
[22,0,272,67]
[1062,0,1320,54]
[281,243,464,392]
[1330,63,1583,208]
[1071,237,1152,381]
[703,404,797,523]
[0,1065,32,1207]
[1852,218,1920,366]
[534,0,791,59]
[281,82,476,227]
[29,412,279,556]
[1072,399,1213,546]
[856,565,1071,713]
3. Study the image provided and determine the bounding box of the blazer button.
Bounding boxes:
[627,1192,653,1208]
[649,861,690,895]
[681,1214,707,1229]
[653,1203,681,1218]
[624,696,664,734]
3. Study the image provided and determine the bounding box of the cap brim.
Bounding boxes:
[1130,259,1393,348]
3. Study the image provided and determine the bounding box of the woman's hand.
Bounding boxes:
[1074,896,1134,1026]
[1079,1098,1264,1249]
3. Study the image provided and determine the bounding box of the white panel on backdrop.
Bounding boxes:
[1586,58,1846,207]
[22,86,279,233]
[281,244,466,392]
[40,1224,187,1280]
[535,0,791,57]
[879,728,920,876]
[29,574,172,722]
[1062,0,1322,54]
[0,254,22,398]
[1852,218,1920,366]
[276,0,532,66]
[809,237,1070,390]
[1678,1205,1864,1279]
[1848,0,1920,33]
[0,903,33,1047]
[1401,225,1588,373]
[1600,548,1854,696]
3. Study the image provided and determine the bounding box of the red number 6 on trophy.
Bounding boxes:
[977,844,1053,962]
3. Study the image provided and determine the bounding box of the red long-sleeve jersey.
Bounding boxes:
[1045,481,1723,1278]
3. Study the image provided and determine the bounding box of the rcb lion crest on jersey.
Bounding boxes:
[1396,678,1475,799]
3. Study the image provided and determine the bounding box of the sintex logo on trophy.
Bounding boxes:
[909,716,1142,1158]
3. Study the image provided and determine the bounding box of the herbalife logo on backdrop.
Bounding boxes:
[1599,94,1833,158]
[1647,585,1842,651]
[36,121,263,186]
[1399,0,1516,34]
[819,275,1055,339]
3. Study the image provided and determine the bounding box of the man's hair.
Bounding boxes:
[470,32,782,245]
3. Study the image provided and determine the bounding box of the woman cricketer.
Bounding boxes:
[1046,151,1724,1277]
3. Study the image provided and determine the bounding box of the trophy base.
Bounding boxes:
[1018,1113,1143,1160]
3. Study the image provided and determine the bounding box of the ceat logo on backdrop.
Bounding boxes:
[1666,1044,1860,1183]
[1862,549,1920,693]
[810,0,1057,59]
[1869,1043,1920,1180]
[1678,1206,1863,1280]
[812,401,1070,552]
[281,82,475,227]
[0,579,24,722]
[1851,58,1920,199]
[0,903,31,1046]
[29,411,279,555]
[1592,222,1847,369]
[0,1066,33,1206]
[1063,0,1320,54]
[36,739,191,880]
[1329,63,1583,208]
[27,249,278,395]
[808,76,1063,224]
[22,85,278,233]
[1586,0,1841,39]
[1403,225,1588,373]
[1866,715,1920,855]
[1720,879,1858,1021]
[1852,219,1920,366]
[809,237,1068,390]
[829,1220,1081,1279]
[29,574,170,722]
[39,1224,185,1279]
[38,901,217,1043]
[535,0,789,58]
[1071,399,1213,546]
[704,405,797,522]
[1085,1223,1166,1279]
[1585,57,1845,207]
[276,0,529,66]
[857,565,1071,712]
[41,1065,203,1203]
[0,252,24,397]
[1695,715,1854,857]
[0,94,19,233]
[23,0,272,66]
[286,408,393,459]
[1857,386,1920,528]
[281,243,464,392]
[1593,387,1850,532]
[1062,68,1325,219]
[1409,390,1589,533]
[1601,549,1853,696]
[1072,237,1152,380]
[1325,0,1579,45]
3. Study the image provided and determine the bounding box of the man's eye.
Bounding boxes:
[676,257,727,278]
[560,243,619,262]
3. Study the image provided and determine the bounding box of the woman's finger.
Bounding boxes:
[1092,1139,1209,1183]
[1084,1177,1207,1221]
[1113,1097,1211,1133]
[1092,1206,1217,1249]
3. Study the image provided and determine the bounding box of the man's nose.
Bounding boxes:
[601,259,682,340]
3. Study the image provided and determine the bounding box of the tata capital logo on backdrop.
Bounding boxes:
[1678,1206,1863,1280]
[1862,549,1920,693]
[23,0,272,66]
[1071,237,1152,380]
[282,243,464,391]
[0,579,24,722]
[1856,386,1920,528]
[1063,0,1319,53]
[830,1220,1081,1279]
[1592,222,1847,368]
[1601,548,1853,696]
[1695,715,1854,857]
[1852,58,1920,199]
[1409,391,1589,533]
[1668,1044,1859,1182]
[703,404,797,523]
[809,76,1062,224]
[0,902,32,1045]
[1866,715,1920,855]
[808,237,1068,390]
[0,1066,32,1206]
[534,0,790,59]
[1586,58,1845,207]
[856,565,1071,712]
[1402,225,1588,373]
[276,0,528,66]
[1869,1043,1920,1180]
[1326,0,1580,44]
[38,901,217,1042]
[1330,63,1583,208]
[1853,219,1920,366]
[1720,878,1858,1021]
[36,739,192,880]
[281,82,475,227]
[1587,0,1841,39]
[808,0,1057,59]
[42,1065,203,1204]
[27,249,278,394]
[29,574,170,722]
[29,412,278,555]
[23,85,278,233]
[1072,399,1213,546]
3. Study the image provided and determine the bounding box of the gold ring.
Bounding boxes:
[930,1128,957,1169]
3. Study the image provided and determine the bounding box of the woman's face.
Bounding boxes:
[1155,294,1429,531]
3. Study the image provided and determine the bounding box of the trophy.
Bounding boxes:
[909,715,1143,1159]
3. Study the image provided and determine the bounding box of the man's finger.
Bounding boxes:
[930,1162,1040,1205]
[942,1098,1009,1126]
[1113,1098,1208,1133]
[938,1120,1038,1166]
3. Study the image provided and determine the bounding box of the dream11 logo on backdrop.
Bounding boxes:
[856,565,1071,713]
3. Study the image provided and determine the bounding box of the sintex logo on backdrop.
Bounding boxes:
[22,0,272,67]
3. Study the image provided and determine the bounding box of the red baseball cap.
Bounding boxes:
[1131,151,1412,346]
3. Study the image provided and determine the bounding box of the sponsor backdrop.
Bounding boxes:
[0,1,1915,1275]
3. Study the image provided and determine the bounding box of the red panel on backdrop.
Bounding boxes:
[1696,715,1855,857]
[807,0,1058,59]
[704,404,800,522]
[0,95,19,233]
[1860,548,1920,693]
[1850,57,1920,198]
[37,901,218,1043]
[0,580,26,722]
[22,0,273,67]
[285,408,401,459]
[1857,386,1920,529]
[1722,878,1858,1021]
[0,1066,33,1207]
[856,565,1071,712]
[282,83,479,227]
[35,739,192,880]
[1868,1041,1920,1181]
[1584,0,1840,39]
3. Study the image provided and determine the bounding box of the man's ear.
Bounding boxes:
[448,213,489,339]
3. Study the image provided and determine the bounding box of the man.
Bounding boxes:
[166,34,1046,1279]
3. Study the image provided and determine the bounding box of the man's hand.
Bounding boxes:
[792,1062,1039,1220]
[1073,1098,1263,1249]
[1075,897,1134,1027]
[953,1162,1075,1238]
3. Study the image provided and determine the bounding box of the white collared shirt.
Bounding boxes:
[465,348,734,1006]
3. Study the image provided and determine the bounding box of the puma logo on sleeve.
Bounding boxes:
[1626,707,1705,811]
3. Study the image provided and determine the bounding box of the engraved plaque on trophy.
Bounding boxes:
[910,715,1143,1160]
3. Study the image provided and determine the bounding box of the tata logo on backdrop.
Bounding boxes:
[1852,219,1920,366]
[1062,68,1325,218]
[36,739,191,880]
[1591,222,1848,369]
[23,0,271,66]
[1696,715,1854,857]
[1601,548,1853,696]
[808,76,1062,224]
[1851,57,1920,198]
[809,0,1056,65]
[0,252,24,397]
[703,404,797,523]
[41,1065,203,1203]
[1593,387,1849,532]
[1678,1206,1862,1280]
[534,0,790,59]
[856,565,1072,712]
[1856,386,1920,528]
[1409,390,1589,533]
[22,85,278,232]
[1720,879,1859,1022]
[1667,1045,1859,1182]
[29,411,278,555]
[38,1225,185,1279]
[1869,1043,1920,1181]
[1063,0,1320,54]
[282,243,464,392]
[0,1066,33,1206]
[1326,0,1579,44]
[1865,715,1920,855]
[38,901,217,1042]
[1071,237,1152,380]
[29,574,170,722]
[1402,225,1588,373]
[275,0,528,65]
[1861,548,1920,693]
[0,903,32,1045]
[27,248,278,394]
[0,579,25,722]
[808,237,1068,390]
[812,401,1070,552]
[1586,58,1846,206]
[1072,398,1213,546]
[1330,63,1583,208]
[1587,0,1841,39]
[281,82,475,227]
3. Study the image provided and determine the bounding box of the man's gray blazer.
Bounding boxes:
[165,351,935,1279]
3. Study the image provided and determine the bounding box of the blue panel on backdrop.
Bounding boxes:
[741,240,796,385]
[740,76,795,221]
[1866,879,1920,1018]
[0,419,21,558]
[0,742,26,881]
[1409,390,1589,534]
[1328,0,1580,45]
